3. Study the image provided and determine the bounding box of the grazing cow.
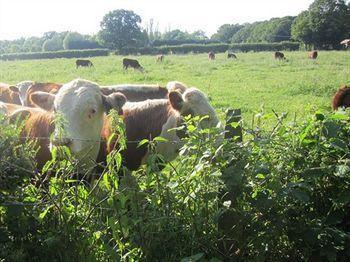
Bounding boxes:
[274,51,286,60]
[0,83,21,104]
[76,59,94,68]
[100,81,187,102]
[308,51,318,59]
[123,58,144,71]
[227,53,237,59]
[99,87,220,170]
[208,51,215,60]
[23,79,127,170]
[341,39,350,48]
[332,86,350,110]
[156,54,164,62]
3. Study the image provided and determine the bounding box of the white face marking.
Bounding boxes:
[15,81,35,106]
[52,79,105,168]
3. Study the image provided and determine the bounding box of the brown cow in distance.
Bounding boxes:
[274,51,286,60]
[332,86,350,110]
[123,58,144,71]
[156,54,164,62]
[0,83,21,104]
[76,59,94,68]
[308,51,318,59]
[208,51,215,60]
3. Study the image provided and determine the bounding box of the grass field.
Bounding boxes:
[1,51,350,122]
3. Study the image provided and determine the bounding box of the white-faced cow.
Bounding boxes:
[16,79,127,170]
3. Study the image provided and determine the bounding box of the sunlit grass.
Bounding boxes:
[1,51,350,122]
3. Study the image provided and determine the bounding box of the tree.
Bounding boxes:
[211,24,243,43]
[98,9,144,50]
[42,36,63,51]
[162,29,191,40]
[191,30,208,40]
[63,32,100,50]
[292,0,350,49]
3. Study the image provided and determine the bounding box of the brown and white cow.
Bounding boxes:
[208,51,215,60]
[99,87,220,170]
[156,54,164,62]
[308,51,318,59]
[15,79,127,170]
[332,86,350,110]
[274,51,286,60]
[0,83,21,104]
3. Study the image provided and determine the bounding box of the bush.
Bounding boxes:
[0,49,109,61]
[1,109,349,261]
[119,42,300,55]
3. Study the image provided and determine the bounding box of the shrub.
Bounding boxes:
[0,49,109,61]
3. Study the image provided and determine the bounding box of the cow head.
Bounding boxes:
[169,88,219,129]
[31,79,127,168]
[9,81,35,106]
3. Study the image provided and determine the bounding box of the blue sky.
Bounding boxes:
[0,0,314,40]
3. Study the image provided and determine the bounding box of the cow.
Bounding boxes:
[123,58,144,71]
[100,81,187,102]
[33,81,218,171]
[341,39,350,48]
[227,53,237,59]
[332,86,350,110]
[76,59,94,68]
[308,51,318,59]
[25,82,62,109]
[8,81,62,107]
[99,87,220,170]
[208,51,215,60]
[0,83,21,104]
[156,54,164,62]
[274,51,286,60]
[18,79,127,170]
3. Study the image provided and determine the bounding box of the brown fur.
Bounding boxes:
[308,51,318,59]
[208,51,215,60]
[99,100,176,170]
[76,59,94,68]
[332,86,350,110]
[27,83,62,107]
[100,86,169,102]
[227,53,237,59]
[0,83,21,104]
[274,51,285,60]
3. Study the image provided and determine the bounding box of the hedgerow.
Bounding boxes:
[0,49,109,61]
[0,109,349,261]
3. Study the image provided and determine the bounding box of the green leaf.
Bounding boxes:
[153,136,168,142]
[291,189,310,203]
[137,139,149,148]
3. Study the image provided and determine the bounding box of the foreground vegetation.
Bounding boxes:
[1,107,350,261]
[1,51,349,122]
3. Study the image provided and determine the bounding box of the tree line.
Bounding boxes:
[1,0,349,54]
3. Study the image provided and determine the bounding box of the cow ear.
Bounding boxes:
[30,91,55,111]
[9,86,19,93]
[9,109,31,124]
[102,92,127,114]
[169,91,183,111]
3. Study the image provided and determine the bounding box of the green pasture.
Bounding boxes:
[1,51,350,121]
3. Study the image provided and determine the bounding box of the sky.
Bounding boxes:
[0,0,314,40]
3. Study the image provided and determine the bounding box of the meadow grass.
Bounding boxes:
[1,51,350,123]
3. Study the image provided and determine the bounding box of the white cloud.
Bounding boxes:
[0,0,314,40]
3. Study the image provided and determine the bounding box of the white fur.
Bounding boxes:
[52,79,105,169]
[166,81,187,93]
[15,81,35,106]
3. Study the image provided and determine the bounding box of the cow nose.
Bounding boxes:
[52,137,73,147]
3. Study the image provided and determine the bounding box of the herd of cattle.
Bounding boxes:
[0,79,220,173]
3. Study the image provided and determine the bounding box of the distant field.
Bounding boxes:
[1,51,350,122]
